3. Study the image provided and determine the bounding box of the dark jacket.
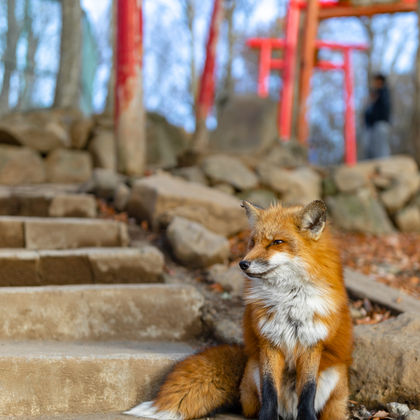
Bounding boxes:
[364,86,391,127]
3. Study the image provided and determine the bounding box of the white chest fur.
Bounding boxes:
[245,255,332,351]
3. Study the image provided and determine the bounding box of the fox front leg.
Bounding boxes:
[259,344,285,420]
[296,345,322,420]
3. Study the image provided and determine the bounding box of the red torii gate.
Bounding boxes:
[114,0,417,167]
[247,37,367,165]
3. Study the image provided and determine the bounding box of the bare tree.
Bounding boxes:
[17,0,39,110]
[54,0,83,109]
[105,0,116,115]
[0,0,20,114]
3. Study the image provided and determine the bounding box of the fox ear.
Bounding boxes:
[241,201,262,226]
[299,200,327,240]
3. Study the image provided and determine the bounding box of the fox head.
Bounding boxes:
[239,200,331,285]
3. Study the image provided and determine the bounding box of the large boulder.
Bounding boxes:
[333,165,369,193]
[0,111,69,153]
[257,165,321,205]
[167,217,230,268]
[127,173,248,236]
[210,95,277,153]
[238,189,278,209]
[326,188,394,234]
[201,155,258,191]
[351,313,420,407]
[259,142,308,168]
[46,149,92,183]
[395,204,420,232]
[146,112,190,168]
[380,174,420,213]
[0,145,46,185]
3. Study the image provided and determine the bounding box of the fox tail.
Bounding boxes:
[124,344,247,420]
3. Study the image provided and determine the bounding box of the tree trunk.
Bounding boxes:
[413,0,420,164]
[105,0,116,115]
[54,0,82,109]
[217,0,236,116]
[185,0,198,114]
[17,0,39,110]
[0,0,19,114]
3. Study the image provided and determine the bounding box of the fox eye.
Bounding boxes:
[271,239,285,246]
[249,238,255,248]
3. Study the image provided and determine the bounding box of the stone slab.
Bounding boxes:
[0,247,164,286]
[0,284,204,341]
[0,217,128,249]
[344,268,420,314]
[127,173,248,236]
[0,341,193,417]
[0,218,24,247]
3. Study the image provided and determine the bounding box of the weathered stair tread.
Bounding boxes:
[0,247,164,286]
[0,184,96,218]
[0,340,194,417]
[0,283,204,341]
[0,216,128,249]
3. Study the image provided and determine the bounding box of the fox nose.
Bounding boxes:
[239,260,251,271]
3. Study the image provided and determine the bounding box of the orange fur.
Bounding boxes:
[127,201,352,420]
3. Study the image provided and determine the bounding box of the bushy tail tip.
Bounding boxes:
[124,400,183,419]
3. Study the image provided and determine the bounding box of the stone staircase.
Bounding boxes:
[0,185,203,418]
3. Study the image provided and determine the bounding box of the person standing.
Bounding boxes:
[363,74,392,159]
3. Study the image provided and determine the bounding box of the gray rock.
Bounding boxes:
[395,205,420,233]
[351,313,420,407]
[114,183,131,212]
[0,111,69,152]
[386,402,410,417]
[327,188,394,234]
[333,165,369,193]
[70,115,94,149]
[213,183,235,195]
[213,319,243,344]
[201,154,258,191]
[210,95,278,153]
[380,174,420,213]
[146,112,190,168]
[46,149,92,183]
[84,168,122,200]
[207,264,244,296]
[0,145,46,185]
[406,410,420,420]
[261,142,308,168]
[127,173,248,236]
[88,130,116,171]
[171,166,208,185]
[257,165,321,205]
[167,217,230,268]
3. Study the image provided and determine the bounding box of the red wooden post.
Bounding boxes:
[196,0,223,119]
[115,0,145,175]
[297,0,320,144]
[279,0,301,141]
[343,48,357,165]
[193,0,223,152]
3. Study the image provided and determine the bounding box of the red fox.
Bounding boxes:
[125,200,353,420]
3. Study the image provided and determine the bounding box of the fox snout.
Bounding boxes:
[239,260,251,271]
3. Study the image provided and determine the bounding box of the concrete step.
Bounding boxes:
[0,216,128,249]
[0,247,164,286]
[0,341,194,417]
[0,284,203,341]
[0,184,96,218]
